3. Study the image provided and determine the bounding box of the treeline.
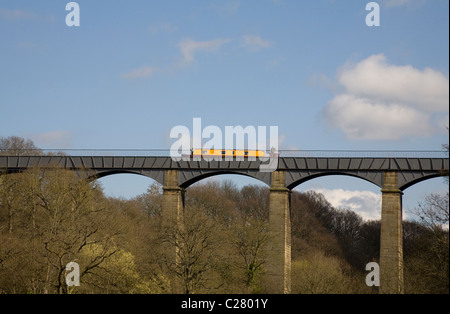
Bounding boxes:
[0,136,448,293]
[0,171,448,293]
[290,191,449,293]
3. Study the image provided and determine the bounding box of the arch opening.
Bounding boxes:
[402,176,448,223]
[180,171,269,189]
[287,171,382,191]
[95,172,161,200]
[400,173,447,191]
[292,173,382,222]
[183,172,271,222]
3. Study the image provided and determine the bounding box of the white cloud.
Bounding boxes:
[324,94,434,140]
[338,54,449,112]
[241,35,271,52]
[122,66,158,80]
[178,38,232,66]
[311,188,382,221]
[322,54,449,140]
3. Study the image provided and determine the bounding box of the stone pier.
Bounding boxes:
[162,170,184,226]
[265,171,291,294]
[161,170,184,293]
[379,171,404,294]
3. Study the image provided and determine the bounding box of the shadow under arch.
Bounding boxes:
[179,170,270,189]
[399,172,447,191]
[85,169,165,186]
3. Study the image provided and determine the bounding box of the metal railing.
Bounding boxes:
[276,150,449,158]
[0,149,448,158]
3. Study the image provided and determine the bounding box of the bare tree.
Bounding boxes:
[414,133,449,231]
[160,206,223,294]
[0,136,42,156]
[405,134,449,293]
[233,217,268,290]
[415,193,449,231]
[0,167,126,294]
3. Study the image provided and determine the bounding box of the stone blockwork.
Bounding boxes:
[161,170,185,293]
[380,171,404,294]
[162,170,184,225]
[265,171,291,294]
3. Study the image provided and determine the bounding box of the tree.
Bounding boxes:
[233,217,268,291]
[290,190,345,259]
[405,193,449,293]
[0,167,128,294]
[30,169,123,293]
[133,182,163,218]
[186,181,237,225]
[328,208,364,268]
[0,172,28,233]
[237,185,269,221]
[404,135,449,293]
[0,136,41,234]
[291,251,354,294]
[160,206,224,294]
[0,136,41,156]
[415,193,449,231]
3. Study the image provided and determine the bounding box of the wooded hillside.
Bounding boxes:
[1,171,448,294]
[0,136,448,294]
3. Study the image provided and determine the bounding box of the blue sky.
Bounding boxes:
[1,0,448,220]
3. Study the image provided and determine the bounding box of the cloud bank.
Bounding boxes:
[322,54,449,140]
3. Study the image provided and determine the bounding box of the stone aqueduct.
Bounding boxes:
[0,153,448,293]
